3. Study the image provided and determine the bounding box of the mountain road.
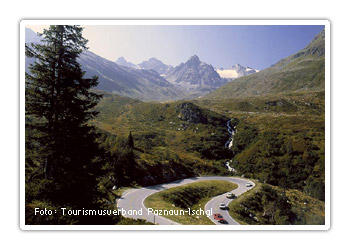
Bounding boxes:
[117,176,255,225]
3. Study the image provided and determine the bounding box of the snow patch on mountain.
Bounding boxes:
[216,64,259,79]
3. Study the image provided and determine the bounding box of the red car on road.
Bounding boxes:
[213,213,227,224]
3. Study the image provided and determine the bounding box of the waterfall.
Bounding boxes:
[225,119,236,173]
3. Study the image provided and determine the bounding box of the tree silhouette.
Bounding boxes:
[127,131,134,149]
[25,25,103,216]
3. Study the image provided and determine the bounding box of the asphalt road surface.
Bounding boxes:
[117,176,255,225]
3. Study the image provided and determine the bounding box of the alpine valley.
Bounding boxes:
[25,26,326,226]
[26,28,257,101]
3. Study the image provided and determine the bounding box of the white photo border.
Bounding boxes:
[20,19,331,231]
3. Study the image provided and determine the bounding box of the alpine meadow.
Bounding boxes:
[23,23,327,227]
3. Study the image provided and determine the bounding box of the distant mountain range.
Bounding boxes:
[115,56,260,98]
[25,27,324,102]
[25,28,261,101]
[25,27,238,101]
[204,29,325,99]
[115,57,174,75]
[78,51,184,101]
[25,28,182,101]
[116,55,229,98]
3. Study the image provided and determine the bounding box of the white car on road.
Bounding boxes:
[226,193,235,199]
[219,203,226,210]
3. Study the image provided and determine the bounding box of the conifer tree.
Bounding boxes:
[26,25,102,211]
[127,131,134,149]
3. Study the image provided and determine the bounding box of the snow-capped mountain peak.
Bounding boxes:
[216,64,259,79]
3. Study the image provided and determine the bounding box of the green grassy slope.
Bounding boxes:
[204,29,325,99]
[195,90,325,201]
[144,180,238,225]
[92,91,234,186]
[228,181,325,225]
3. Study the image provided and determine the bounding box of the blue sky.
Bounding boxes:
[27,25,324,70]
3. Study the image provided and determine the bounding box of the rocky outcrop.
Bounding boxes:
[176,102,207,124]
